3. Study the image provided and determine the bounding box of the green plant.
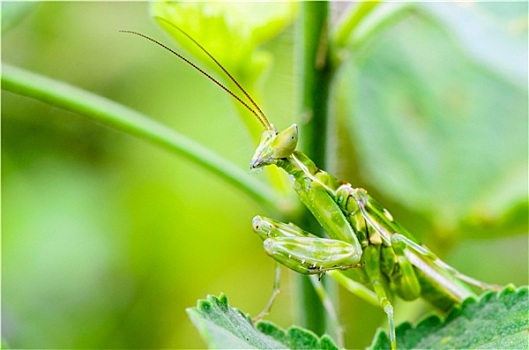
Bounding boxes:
[2,2,527,348]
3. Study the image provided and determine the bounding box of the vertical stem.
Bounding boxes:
[296,1,338,341]
[298,2,331,160]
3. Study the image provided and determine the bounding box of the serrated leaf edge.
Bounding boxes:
[370,285,528,348]
[189,294,339,350]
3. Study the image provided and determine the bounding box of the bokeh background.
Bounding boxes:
[2,2,527,349]
[3,3,296,348]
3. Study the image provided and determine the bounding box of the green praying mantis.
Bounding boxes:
[122,20,500,350]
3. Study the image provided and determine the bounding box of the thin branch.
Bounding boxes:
[2,64,282,210]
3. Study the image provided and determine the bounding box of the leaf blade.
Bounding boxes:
[187,294,338,350]
[371,285,529,349]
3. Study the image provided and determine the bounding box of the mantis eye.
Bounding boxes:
[271,124,298,159]
[252,217,261,231]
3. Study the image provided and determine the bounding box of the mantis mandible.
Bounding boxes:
[121,20,499,350]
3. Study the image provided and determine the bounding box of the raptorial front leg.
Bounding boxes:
[253,216,363,275]
[252,216,364,325]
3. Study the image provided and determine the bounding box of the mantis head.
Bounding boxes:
[250,124,298,170]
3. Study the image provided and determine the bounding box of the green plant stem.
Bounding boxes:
[296,2,337,341]
[298,4,331,161]
[1,64,281,210]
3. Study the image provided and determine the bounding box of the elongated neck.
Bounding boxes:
[276,151,342,195]
[277,151,319,178]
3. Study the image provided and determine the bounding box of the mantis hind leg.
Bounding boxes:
[392,234,502,291]
[253,264,281,322]
[364,245,397,350]
[254,263,347,347]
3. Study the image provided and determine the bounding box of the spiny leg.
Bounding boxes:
[373,280,396,350]
[392,234,502,291]
[252,214,365,343]
[364,245,397,350]
[263,236,363,274]
[253,216,363,275]
[253,263,282,322]
[352,188,500,293]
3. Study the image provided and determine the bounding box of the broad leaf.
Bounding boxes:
[187,294,338,349]
[151,1,296,79]
[343,3,527,239]
[150,1,297,138]
[371,285,529,349]
[1,2,40,33]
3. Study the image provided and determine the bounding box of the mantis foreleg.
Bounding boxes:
[253,216,363,274]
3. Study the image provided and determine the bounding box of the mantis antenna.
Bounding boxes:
[120,23,272,131]
[155,17,272,130]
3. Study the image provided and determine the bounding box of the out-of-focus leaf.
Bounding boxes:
[187,294,338,349]
[149,1,298,194]
[1,2,40,33]
[370,285,529,349]
[418,2,528,89]
[150,2,297,135]
[343,6,527,239]
[151,2,296,80]
[333,2,412,51]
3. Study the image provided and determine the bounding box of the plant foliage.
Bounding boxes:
[188,287,528,349]
[371,285,529,349]
[187,294,338,350]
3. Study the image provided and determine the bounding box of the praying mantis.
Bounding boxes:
[121,20,500,350]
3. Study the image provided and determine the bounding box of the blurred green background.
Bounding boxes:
[2,2,527,349]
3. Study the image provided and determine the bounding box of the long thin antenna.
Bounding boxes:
[155,17,272,130]
[120,29,271,131]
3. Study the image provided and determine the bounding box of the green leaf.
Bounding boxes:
[187,294,338,349]
[1,2,40,34]
[150,1,297,138]
[370,285,529,349]
[344,5,527,238]
[332,2,412,52]
[151,1,296,80]
[418,2,527,89]
[148,2,298,195]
